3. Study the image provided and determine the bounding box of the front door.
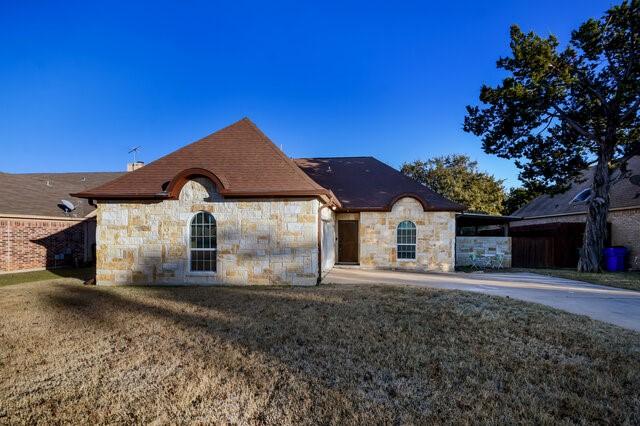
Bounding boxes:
[338,220,359,263]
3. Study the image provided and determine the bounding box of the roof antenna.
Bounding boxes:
[128,146,141,163]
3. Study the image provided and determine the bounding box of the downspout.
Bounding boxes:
[316,203,323,285]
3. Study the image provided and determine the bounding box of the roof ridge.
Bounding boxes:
[73,118,337,201]
[77,118,250,194]
[368,157,464,208]
[141,117,248,168]
[3,171,123,176]
[295,156,374,160]
[242,118,329,192]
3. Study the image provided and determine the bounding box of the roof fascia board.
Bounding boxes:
[0,213,91,222]
[519,204,640,220]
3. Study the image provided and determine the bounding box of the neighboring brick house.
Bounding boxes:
[512,156,640,269]
[74,118,462,286]
[0,171,124,273]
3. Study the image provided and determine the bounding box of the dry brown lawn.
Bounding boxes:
[1,280,639,424]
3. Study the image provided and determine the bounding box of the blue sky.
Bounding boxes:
[0,0,612,188]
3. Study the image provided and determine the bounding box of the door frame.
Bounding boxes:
[337,220,359,264]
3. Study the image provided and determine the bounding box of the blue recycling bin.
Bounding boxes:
[603,246,627,272]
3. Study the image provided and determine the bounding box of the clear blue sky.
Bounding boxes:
[0,0,612,188]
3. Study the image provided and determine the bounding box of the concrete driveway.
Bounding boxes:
[324,267,640,332]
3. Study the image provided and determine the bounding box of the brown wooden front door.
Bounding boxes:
[338,220,359,263]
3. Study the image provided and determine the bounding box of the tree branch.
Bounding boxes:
[550,104,599,141]
[574,67,610,112]
[535,115,555,136]
[610,145,640,184]
[620,97,640,121]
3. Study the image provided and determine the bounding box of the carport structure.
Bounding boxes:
[455,213,521,268]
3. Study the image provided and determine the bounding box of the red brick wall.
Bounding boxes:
[0,217,93,273]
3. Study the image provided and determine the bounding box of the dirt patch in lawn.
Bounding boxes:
[1,281,638,424]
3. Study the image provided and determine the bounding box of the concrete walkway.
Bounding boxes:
[324,267,640,332]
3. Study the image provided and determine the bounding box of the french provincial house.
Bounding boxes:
[74,118,463,286]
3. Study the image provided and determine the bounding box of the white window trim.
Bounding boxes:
[188,211,217,275]
[397,221,417,261]
[397,248,417,261]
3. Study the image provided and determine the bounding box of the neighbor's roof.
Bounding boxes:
[294,157,464,211]
[514,156,640,218]
[0,171,124,218]
[73,118,337,204]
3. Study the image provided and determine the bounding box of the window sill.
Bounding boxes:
[186,271,217,277]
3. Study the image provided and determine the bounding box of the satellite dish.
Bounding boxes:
[60,199,76,212]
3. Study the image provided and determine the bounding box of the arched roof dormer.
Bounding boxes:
[165,168,230,199]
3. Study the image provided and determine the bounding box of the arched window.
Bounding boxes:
[397,221,416,260]
[190,212,217,272]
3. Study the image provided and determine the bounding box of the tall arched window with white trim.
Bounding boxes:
[190,212,217,272]
[397,221,416,260]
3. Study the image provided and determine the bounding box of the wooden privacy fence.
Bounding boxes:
[510,222,610,269]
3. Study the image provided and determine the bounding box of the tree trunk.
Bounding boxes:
[578,150,612,272]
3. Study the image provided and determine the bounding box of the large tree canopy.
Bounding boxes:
[464,0,639,271]
[401,154,506,215]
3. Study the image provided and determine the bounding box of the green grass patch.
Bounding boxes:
[458,265,640,292]
[511,268,640,291]
[0,266,95,287]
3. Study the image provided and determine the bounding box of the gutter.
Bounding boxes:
[317,204,322,285]
[518,205,640,220]
[0,213,92,222]
[72,189,341,208]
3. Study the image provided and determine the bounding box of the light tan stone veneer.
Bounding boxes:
[96,178,320,286]
[358,197,456,272]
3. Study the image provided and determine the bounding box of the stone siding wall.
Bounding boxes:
[0,217,90,273]
[514,208,640,269]
[455,237,512,268]
[96,178,320,286]
[358,197,456,272]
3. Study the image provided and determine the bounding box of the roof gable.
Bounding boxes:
[294,157,463,211]
[74,118,334,201]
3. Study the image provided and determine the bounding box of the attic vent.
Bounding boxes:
[570,188,591,204]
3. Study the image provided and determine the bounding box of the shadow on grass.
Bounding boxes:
[0,266,95,287]
[36,281,640,423]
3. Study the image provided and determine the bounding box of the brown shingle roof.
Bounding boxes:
[73,118,337,203]
[514,156,640,218]
[294,157,464,211]
[0,172,124,218]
